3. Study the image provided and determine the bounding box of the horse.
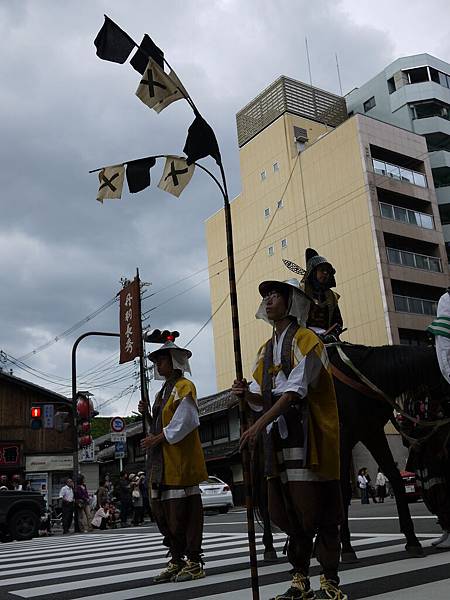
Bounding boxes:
[255,342,450,563]
[328,342,450,562]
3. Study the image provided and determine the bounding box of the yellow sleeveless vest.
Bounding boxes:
[252,328,340,480]
[160,378,208,486]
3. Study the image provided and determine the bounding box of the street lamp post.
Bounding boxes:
[71,331,120,485]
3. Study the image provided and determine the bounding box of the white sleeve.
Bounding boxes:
[163,397,200,444]
[247,380,263,412]
[278,351,322,398]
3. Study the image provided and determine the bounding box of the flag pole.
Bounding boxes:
[218,161,260,600]
[191,160,260,598]
[136,267,149,436]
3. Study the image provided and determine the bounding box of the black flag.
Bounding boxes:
[94,15,135,64]
[130,34,164,74]
[183,113,221,166]
[126,157,156,193]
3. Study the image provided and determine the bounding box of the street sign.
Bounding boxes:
[110,416,125,433]
[111,433,126,443]
[114,441,125,460]
[43,404,55,429]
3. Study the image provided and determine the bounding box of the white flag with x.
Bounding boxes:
[96,165,125,203]
[157,156,195,198]
[135,58,179,112]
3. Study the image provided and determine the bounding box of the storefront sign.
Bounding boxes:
[25,455,74,472]
[119,278,142,364]
[43,404,55,429]
[79,442,95,463]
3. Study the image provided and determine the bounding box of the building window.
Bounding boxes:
[363,96,376,112]
[405,67,429,84]
[260,170,267,181]
[387,77,396,94]
[264,207,270,219]
[281,239,288,249]
[268,245,274,256]
[273,162,280,172]
[277,199,284,209]
[213,416,229,441]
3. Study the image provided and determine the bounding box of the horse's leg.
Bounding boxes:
[362,430,424,557]
[340,432,358,563]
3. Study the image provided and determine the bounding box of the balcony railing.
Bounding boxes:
[373,158,427,188]
[394,294,437,316]
[379,202,434,230]
[387,247,442,272]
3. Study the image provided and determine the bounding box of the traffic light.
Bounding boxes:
[30,406,43,430]
[144,329,180,343]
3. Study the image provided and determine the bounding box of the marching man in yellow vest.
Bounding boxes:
[233,278,346,600]
[140,340,208,583]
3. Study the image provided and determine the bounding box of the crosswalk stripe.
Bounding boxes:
[0,534,229,574]
[6,536,425,599]
[1,531,448,600]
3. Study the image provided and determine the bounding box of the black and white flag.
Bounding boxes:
[96,165,125,203]
[135,58,184,113]
[94,16,135,64]
[153,68,188,114]
[157,156,195,198]
[126,157,156,193]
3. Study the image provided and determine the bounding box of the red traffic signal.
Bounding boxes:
[30,406,43,430]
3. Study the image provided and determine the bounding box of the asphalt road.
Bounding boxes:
[0,498,448,600]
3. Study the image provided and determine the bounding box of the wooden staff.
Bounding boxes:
[218,162,260,599]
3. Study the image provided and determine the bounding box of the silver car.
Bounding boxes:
[200,476,234,513]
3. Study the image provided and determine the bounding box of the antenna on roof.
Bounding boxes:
[305,36,318,120]
[335,52,343,96]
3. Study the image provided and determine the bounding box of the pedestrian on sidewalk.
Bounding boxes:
[91,501,110,530]
[357,468,369,504]
[96,479,108,510]
[234,277,347,600]
[364,469,378,503]
[117,471,132,527]
[59,478,74,534]
[140,339,208,583]
[376,468,387,503]
[75,475,92,533]
[131,475,144,525]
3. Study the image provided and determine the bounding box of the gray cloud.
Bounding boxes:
[1,0,448,412]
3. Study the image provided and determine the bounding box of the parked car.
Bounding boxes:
[400,470,421,502]
[0,489,46,541]
[200,476,234,513]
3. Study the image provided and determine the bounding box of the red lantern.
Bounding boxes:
[76,397,90,420]
[81,421,91,434]
[79,435,92,448]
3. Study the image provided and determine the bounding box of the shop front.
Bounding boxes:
[25,454,74,507]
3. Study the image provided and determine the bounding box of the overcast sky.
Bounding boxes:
[1,0,449,416]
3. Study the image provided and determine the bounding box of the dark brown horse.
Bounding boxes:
[256,342,450,562]
[329,342,450,561]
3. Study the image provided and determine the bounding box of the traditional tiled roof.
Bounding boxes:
[198,389,238,417]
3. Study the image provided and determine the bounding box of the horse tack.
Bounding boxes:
[331,344,450,441]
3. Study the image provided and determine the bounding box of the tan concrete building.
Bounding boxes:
[206,76,449,392]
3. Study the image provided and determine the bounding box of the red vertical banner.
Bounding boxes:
[119,278,142,364]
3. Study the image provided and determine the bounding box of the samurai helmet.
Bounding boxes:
[302,248,336,287]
